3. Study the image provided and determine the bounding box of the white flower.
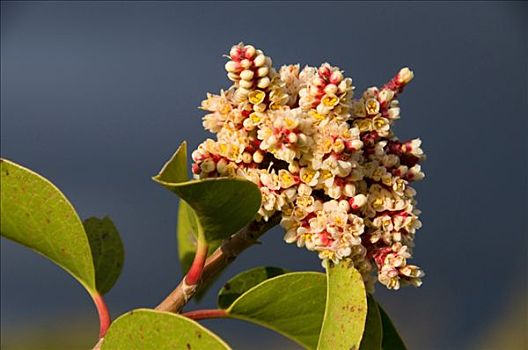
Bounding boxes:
[192,43,426,291]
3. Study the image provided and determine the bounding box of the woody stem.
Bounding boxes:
[155,213,281,313]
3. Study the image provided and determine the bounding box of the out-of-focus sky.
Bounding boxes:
[1,2,527,349]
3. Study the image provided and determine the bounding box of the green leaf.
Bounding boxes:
[83,216,124,295]
[0,159,96,293]
[217,266,287,309]
[177,199,222,274]
[378,303,407,350]
[317,262,368,350]
[101,309,231,350]
[226,272,326,349]
[177,199,222,302]
[153,142,261,243]
[359,295,383,350]
[177,199,199,272]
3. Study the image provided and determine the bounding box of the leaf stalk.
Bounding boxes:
[182,308,228,321]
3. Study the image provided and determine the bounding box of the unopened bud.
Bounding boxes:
[397,67,414,85]
[240,69,254,81]
[318,65,331,77]
[252,150,264,163]
[240,59,252,69]
[225,61,239,73]
[257,77,271,89]
[216,158,228,173]
[338,79,349,93]
[244,45,256,59]
[227,72,239,82]
[297,133,308,146]
[239,79,254,89]
[242,152,252,163]
[201,158,216,173]
[330,71,343,84]
[339,199,350,212]
[254,54,266,67]
[257,66,269,77]
[324,84,338,95]
[230,45,241,60]
[313,77,325,87]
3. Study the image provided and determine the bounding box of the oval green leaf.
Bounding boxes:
[359,295,383,350]
[317,262,368,350]
[0,158,96,292]
[217,266,287,309]
[379,303,407,350]
[101,309,231,350]
[83,216,124,295]
[226,272,326,349]
[153,142,261,243]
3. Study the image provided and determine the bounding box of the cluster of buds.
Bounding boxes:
[299,63,353,121]
[192,43,425,291]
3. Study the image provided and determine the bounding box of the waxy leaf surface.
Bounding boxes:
[217,266,287,309]
[84,216,124,294]
[102,309,230,350]
[153,141,261,243]
[0,159,96,292]
[317,262,367,350]
[226,272,326,349]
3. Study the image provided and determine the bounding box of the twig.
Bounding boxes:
[91,213,280,350]
[155,213,281,313]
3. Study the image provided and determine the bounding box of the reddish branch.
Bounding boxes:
[185,239,208,286]
[92,292,111,338]
[182,309,228,321]
[92,214,280,350]
[155,213,281,313]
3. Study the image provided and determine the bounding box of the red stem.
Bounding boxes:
[182,309,228,321]
[92,292,111,338]
[185,239,208,285]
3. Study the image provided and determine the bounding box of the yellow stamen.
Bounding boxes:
[219,143,228,155]
[220,103,231,115]
[269,102,281,110]
[248,90,266,105]
[309,110,326,121]
[365,98,380,115]
[321,170,333,180]
[355,119,372,132]
[373,117,387,129]
[284,117,298,129]
[322,94,339,107]
[297,195,314,208]
[279,171,295,188]
[249,112,262,123]
[301,169,315,183]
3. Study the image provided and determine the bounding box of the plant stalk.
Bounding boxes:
[92,292,111,338]
[92,213,280,350]
[155,213,281,313]
[182,309,228,321]
[90,292,110,350]
[185,237,208,286]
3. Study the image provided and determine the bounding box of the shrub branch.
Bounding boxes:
[155,213,281,313]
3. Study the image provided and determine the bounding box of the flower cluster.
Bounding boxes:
[192,43,425,291]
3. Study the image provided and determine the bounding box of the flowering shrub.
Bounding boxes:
[1,43,426,350]
[193,43,425,291]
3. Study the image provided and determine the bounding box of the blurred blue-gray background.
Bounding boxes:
[1,2,527,349]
